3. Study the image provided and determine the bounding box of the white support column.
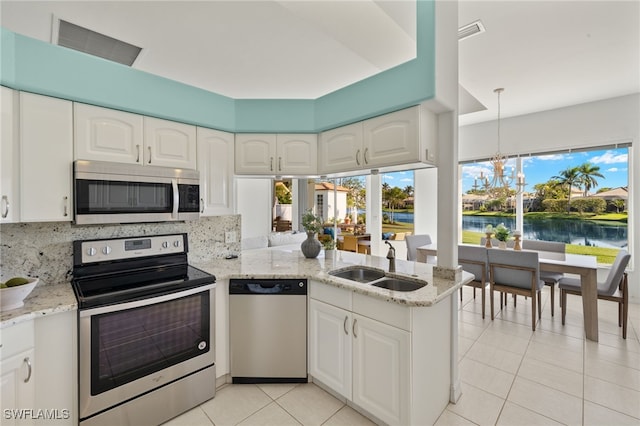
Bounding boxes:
[516,157,525,233]
[435,110,462,404]
[366,173,383,256]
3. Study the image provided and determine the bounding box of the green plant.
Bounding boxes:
[494,223,511,242]
[301,209,323,234]
[322,239,336,250]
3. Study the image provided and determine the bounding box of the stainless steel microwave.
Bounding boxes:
[73,160,200,225]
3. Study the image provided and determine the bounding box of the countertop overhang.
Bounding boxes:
[193,248,474,307]
[1,248,474,328]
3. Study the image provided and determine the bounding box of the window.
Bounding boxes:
[381,171,415,239]
[461,146,630,264]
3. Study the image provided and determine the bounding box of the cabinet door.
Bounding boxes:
[20,92,73,222]
[363,106,420,168]
[143,117,197,169]
[1,87,19,223]
[309,299,352,399]
[197,127,235,216]
[74,103,143,164]
[318,123,363,174]
[276,134,317,175]
[0,349,36,426]
[352,314,410,426]
[234,134,277,175]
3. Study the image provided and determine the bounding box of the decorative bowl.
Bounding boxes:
[1,278,39,311]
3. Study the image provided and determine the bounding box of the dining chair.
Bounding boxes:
[559,250,631,338]
[341,235,358,253]
[521,239,566,316]
[488,249,544,331]
[458,245,489,318]
[406,234,432,262]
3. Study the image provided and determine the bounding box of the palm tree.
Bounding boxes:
[403,185,414,197]
[578,162,604,196]
[552,166,580,212]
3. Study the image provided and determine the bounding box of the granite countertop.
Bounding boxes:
[1,281,77,328]
[1,248,473,328]
[193,247,473,307]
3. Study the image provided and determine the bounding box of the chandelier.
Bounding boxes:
[478,88,526,198]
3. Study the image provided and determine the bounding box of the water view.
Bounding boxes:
[383,211,628,249]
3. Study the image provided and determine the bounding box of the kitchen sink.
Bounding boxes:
[371,278,426,292]
[328,267,386,283]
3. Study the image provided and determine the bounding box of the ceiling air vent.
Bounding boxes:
[56,19,142,66]
[458,20,485,41]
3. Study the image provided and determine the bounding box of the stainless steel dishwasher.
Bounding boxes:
[229,278,307,383]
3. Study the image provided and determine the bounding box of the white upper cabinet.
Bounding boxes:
[276,134,317,175]
[318,105,437,176]
[75,105,196,169]
[143,117,197,169]
[363,106,421,168]
[235,134,276,175]
[235,133,317,175]
[318,123,363,174]
[197,127,235,216]
[74,103,143,164]
[1,86,20,223]
[20,92,73,222]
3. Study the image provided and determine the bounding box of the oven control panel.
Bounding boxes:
[77,234,187,264]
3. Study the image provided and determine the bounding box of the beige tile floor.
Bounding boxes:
[165,285,640,425]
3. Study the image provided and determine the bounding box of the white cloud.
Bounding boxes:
[590,151,628,164]
[400,178,413,182]
[606,167,627,172]
[536,154,565,161]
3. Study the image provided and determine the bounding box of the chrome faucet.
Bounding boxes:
[385,241,396,272]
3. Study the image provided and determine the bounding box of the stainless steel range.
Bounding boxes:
[72,233,216,426]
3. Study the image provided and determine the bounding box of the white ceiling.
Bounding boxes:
[1,1,639,126]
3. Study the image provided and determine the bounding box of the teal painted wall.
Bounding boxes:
[0,0,436,132]
[234,99,315,133]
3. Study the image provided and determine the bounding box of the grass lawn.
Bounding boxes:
[463,210,628,223]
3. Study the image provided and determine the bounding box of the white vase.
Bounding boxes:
[498,241,507,249]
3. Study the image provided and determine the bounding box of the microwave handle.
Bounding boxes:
[172,179,179,219]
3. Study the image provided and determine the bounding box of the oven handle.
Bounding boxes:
[79,283,216,317]
[171,179,179,220]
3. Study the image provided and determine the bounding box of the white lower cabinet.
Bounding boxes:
[352,313,409,426]
[309,281,451,426]
[309,299,352,399]
[0,312,77,426]
[309,284,410,425]
[0,321,35,426]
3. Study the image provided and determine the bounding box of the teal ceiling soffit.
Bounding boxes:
[0,0,435,133]
[0,26,236,131]
[236,0,436,133]
[234,99,316,133]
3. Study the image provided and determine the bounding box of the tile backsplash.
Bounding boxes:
[0,215,241,285]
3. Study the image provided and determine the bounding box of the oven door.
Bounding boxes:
[78,284,215,421]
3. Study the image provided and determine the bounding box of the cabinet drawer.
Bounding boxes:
[353,293,411,331]
[310,281,352,311]
[0,321,34,359]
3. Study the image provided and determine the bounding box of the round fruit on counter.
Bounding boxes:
[5,277,31,287]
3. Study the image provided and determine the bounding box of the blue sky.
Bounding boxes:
[380,147,629,194]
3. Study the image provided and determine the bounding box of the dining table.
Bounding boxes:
[416,243,601,342]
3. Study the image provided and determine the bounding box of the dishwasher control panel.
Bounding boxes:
[229,279,307,295]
